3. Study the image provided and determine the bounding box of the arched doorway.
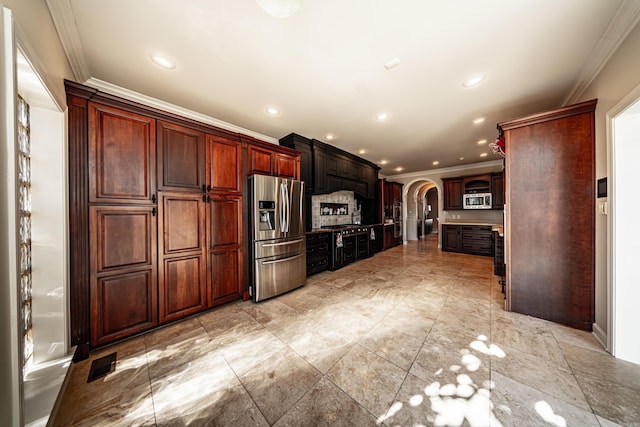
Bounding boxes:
[404,179,440,243]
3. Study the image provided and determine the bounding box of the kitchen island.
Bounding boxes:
[440,221,502,257]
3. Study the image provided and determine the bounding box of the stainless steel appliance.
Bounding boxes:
[463,193,492,209]
[249,175,306,302]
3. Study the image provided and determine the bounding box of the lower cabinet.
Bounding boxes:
[89,205,158,346]
[494,232,505,276]
[369,225,384,255]
[383,224,395,250]
[306,232,329,276]
[442,224,494,257]
[158,192,207,323]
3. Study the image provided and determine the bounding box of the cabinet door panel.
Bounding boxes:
[161,256,206,320]
[207,195,242,305]
[210,250,241,303]
[276,153,298,179]
[157,121,205,192]
[89,205,158,346]
[208,196,241,248]
[91,206,156,274]
[443,179,463,210]
[207,135,242,193]
[158,192,207,322]
[249,146,273,175]
[89,102,156,203]
[92,270,157,345]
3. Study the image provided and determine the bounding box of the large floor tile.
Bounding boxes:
[574,371,640,426]
[359,324,424,370]
[327,345,407,417]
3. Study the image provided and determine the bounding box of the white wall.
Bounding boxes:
[30,106,68,364]
[612,105,640,364]
[578,20,640,349]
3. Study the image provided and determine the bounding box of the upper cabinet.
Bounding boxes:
[442,178,463,210]
[157,121,206,192]
[442,172,503,210]
[207,134,242,194]
[88,102,156,204]
[248,142,300,180]
[280,133,379,199]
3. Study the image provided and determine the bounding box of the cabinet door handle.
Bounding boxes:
[202,184,207,193]
[151,207,156,216]
[151,194,156,203]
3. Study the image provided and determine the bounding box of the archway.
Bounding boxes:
[403,179,441,245]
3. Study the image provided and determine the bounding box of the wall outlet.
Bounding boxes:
[599,201,608,215]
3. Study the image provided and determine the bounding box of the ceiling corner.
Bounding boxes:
[46,0,91,82]
[562,0,640,106]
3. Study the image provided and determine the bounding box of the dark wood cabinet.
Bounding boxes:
[157,192,207,323]
[442,178,463,210]
[494,232,505,276]
[66,80,300,353]
[88,102,156,204]
[157,121,205,192]
[500,99,597,331]
[248,144,299,179]
[207,134,242,194]
[491,172,504,210]
[248,145,274,176]
[383,225,395,250]
[369,225,384,255]
[306,232,330,276]
[442,224,493,256]
[442,225,460,252]
[207,195,243,305]
[89,205,158,346]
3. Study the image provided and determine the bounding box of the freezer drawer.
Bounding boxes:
[253,251,306,302]
[254,237,306,259]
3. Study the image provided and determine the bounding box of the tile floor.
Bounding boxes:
[52,238,640,426]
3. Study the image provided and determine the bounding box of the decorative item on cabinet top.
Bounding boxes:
[320,203,348,216]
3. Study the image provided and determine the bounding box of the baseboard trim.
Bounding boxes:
[592,322,608,352]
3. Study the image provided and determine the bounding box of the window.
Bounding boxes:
[17,95,32,375]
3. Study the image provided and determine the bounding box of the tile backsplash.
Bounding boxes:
[311,191,358,229]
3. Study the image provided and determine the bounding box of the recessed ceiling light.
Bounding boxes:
[358,149,367,155]
[463,74,486,88]
[432,161,440,166]
[477,139,487,145]
[325,134,335,141]
[380,160,389,165]
[150,54,176,70]
[480,153,488,157]
[384,57,401,70]
[395,167,404,172]
[265,106,280,116]
[473,117,485,125]
[256,0,301,18]
[376,113,389,121]
[459,157,465,161]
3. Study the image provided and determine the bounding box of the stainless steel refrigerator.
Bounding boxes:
[249,175,306,302]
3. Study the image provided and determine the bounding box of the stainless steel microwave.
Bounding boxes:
[463,193,492,209]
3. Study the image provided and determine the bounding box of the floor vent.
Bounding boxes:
[87,352,117,383]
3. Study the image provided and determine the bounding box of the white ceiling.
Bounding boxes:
[48,0,639,175]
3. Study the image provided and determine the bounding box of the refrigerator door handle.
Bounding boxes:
[285,182,290,233]
[261,253,303,265]
[261,238,304,247]
[280,182,287,233]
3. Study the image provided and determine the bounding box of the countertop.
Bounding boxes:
[307,224,384,234]
[441,221,503,237]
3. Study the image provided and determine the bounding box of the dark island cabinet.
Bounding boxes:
[442,224,494,257]
[491,172,504,210]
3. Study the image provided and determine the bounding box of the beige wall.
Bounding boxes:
[578,21,640,344]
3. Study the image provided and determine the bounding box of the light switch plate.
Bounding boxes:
[599,201,608,215]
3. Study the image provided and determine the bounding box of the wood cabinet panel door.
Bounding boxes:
[248,146,273,175]
[207,135,242,193]
[89,205,158,345]
[158,192,207,322]
[157,121,205,192]
[443,179,463,210]
[275,153,298,179]
[88,102,156,203]
[207,195,242,305]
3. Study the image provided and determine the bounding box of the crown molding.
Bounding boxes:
[85,78,279,144]
[46,0,90,82]
[562,0,640,106]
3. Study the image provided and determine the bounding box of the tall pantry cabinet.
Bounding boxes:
[499,99,597,331]
[66,81,298,355]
